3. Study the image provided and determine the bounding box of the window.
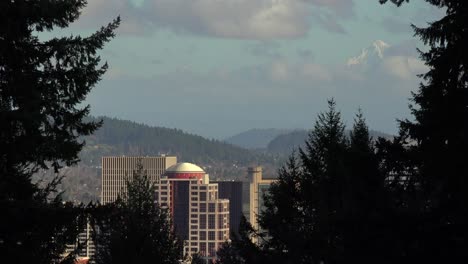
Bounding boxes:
[191,197,198,201]
[161,191,167,195]
[208,231,216,240]
[200,186,207,190]
[200,203,206,212]
[208,215,216,229]
[199,192,206,201]
[218,231,225,240]
[191,186,198,190]
[208,243,216,257]
[191,203,197,207]
[190,219,197,224]
[191,236,197,240]
[199,215,206,229]
[209,203,216,212]
[200,243,207,255]
[199,231,206,240]
[191,192,198,196]
[161,185,167,189]
[191,231,197,235]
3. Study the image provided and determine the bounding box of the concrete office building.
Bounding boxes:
[212,180,243,237]
[101,156,177,204]
[248,166,276,233]
[154,163,230,260]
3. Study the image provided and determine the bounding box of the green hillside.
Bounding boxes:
[80,116,268,166]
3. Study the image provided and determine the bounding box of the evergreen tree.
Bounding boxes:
[259,99,348,264]
[0,0,119,262]
[216,216,264,264]
[344,110,390,263]
[93,160,181,264]
[379,0,468,262]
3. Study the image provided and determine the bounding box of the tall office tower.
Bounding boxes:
[248,166,276,233]
[154,163,230,261]
[101,156,177,204]
[212,180,243,237]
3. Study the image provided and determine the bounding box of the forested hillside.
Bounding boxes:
[80,116,267,166]
[267,129,393,155]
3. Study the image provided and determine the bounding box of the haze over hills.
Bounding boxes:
[46,117,281,203]
[267,129,393,155]
[224,128,295,149]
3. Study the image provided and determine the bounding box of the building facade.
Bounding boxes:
[101,156,177,204]
[212,180,243,237]
[154,163,230,261]
[248,166,276,233]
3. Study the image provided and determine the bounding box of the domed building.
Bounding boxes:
[165,162,206,180]
[154,162,230,261]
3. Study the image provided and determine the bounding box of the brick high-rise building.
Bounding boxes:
[155,163,230,261]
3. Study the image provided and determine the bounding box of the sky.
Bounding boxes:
[53,0,444,139]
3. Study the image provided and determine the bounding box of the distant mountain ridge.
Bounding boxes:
[267,129,394,155]
[224,128,294,149]
[81,116,263,166]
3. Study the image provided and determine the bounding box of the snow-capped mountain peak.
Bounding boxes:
[347,40,390,67]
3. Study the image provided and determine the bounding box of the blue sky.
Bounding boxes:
[60,0,444,139]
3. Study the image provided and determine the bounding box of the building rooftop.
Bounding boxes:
[166,162,205,173]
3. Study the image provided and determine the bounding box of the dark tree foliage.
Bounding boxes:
[93,160,181,264]
[0,0,119,263]
[190,252,207,264]
[257,103,395,263]
[216,216,265,264]
[259,99,348,264]
[378,0,468,262]
[344,110,392,263]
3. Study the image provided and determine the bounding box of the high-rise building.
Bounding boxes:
[101,156,177,204]
[212,180,243,237]
[101,157,230,260]
[248,166,276,233]
[155,163,230,261]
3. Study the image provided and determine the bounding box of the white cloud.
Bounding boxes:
[76,0,355,39]
[382,56,428,80]
[145,0,310,39]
